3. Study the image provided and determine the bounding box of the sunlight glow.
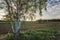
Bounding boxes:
[0,9,7,20]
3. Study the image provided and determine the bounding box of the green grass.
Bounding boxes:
[5,29,57,40]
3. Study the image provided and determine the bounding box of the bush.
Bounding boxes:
[5,29,57,40]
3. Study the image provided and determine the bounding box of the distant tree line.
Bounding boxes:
[36,19,60,23]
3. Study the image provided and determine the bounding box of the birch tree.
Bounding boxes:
[0,0,47,38]
[0,0,48,39]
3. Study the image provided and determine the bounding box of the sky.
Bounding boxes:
[35,0,60,20]
[0,9,7,20]
[0,0,6,20]
[0,0,60,20]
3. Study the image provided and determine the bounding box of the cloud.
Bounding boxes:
[39,3,60,20]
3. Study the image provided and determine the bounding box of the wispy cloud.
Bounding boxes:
[38,0,60,20]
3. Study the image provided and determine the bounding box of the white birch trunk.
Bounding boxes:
[5,0,21,34]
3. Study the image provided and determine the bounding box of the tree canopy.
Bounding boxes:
[0,0,47,21]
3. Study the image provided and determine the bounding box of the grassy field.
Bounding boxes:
[0,21,60,34]
[0,21,60,40]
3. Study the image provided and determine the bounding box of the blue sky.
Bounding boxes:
[47,0,60,7]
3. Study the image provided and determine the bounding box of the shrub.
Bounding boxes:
[5,29,57,40]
